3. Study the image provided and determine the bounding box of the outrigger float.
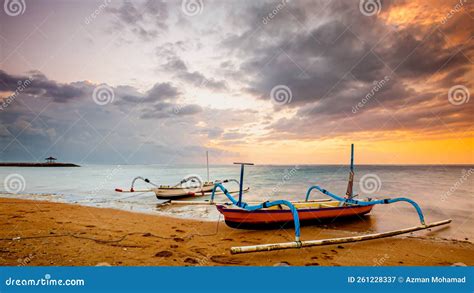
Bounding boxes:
[210,145,451,254]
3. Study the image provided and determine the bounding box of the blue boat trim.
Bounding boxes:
[305,185,425,225]
[215,203,372,214]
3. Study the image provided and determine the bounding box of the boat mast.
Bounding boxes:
[233,162,254,205]
[345,144,354,198]
[206,151,210,183]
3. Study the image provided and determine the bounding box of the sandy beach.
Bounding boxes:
[0,198,472,266]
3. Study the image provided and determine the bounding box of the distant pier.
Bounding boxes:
[0,162,80,167]
[0,156,80,167]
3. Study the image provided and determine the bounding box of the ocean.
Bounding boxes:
[1,164,472,241]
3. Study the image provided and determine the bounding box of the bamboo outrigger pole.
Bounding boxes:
[164,197,333,206]
[230,219,451,254]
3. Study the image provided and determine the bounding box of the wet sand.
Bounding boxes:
[0,198,472,266]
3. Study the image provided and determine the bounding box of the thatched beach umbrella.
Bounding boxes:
[45,156,57,163]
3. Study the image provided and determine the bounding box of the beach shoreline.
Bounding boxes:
[0,198,472,266]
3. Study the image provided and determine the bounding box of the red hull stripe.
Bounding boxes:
[216,205,373,224]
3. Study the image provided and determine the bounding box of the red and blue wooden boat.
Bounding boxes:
[216,200,373,228]
[210,145,451,254]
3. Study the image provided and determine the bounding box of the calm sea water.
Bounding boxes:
[1,164,472,241]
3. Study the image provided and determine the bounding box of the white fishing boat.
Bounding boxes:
[115,176,247,199]
[115,152,248,199]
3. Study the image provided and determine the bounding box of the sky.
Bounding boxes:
[0,0,473,165]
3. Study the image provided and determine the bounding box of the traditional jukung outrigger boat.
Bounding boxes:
[210,145,451,254]
[115,175,247,200]
[115,152,248,200]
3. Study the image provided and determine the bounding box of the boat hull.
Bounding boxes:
[216,203,373,228]
[154,184,215,199]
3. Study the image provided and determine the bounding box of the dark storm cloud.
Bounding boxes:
[140,102,203,119]
[0,70,84,103]
[163,56,188,72]
[0,69,240,163]
[114,82,181,107]
[376,29,472,78]
[107,0,169,41]
[221,0,473,138]
[156,43,229,91]
[177,70,228,91]
[1,0,471,164]
[0,69,203,126]
[146,82,180,101]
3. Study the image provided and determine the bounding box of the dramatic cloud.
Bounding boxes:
[157,43,229,91]
[0,0,472,164]
[218,1,473,139]
[0,70,243,163]
[107,0,169,41]
[0,70,85,103]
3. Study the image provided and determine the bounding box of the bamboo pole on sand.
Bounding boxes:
[230,219,452,254]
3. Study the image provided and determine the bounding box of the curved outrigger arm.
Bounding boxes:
[305,185,425,225]
[211,183,302,242]
[130,176,159,191]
